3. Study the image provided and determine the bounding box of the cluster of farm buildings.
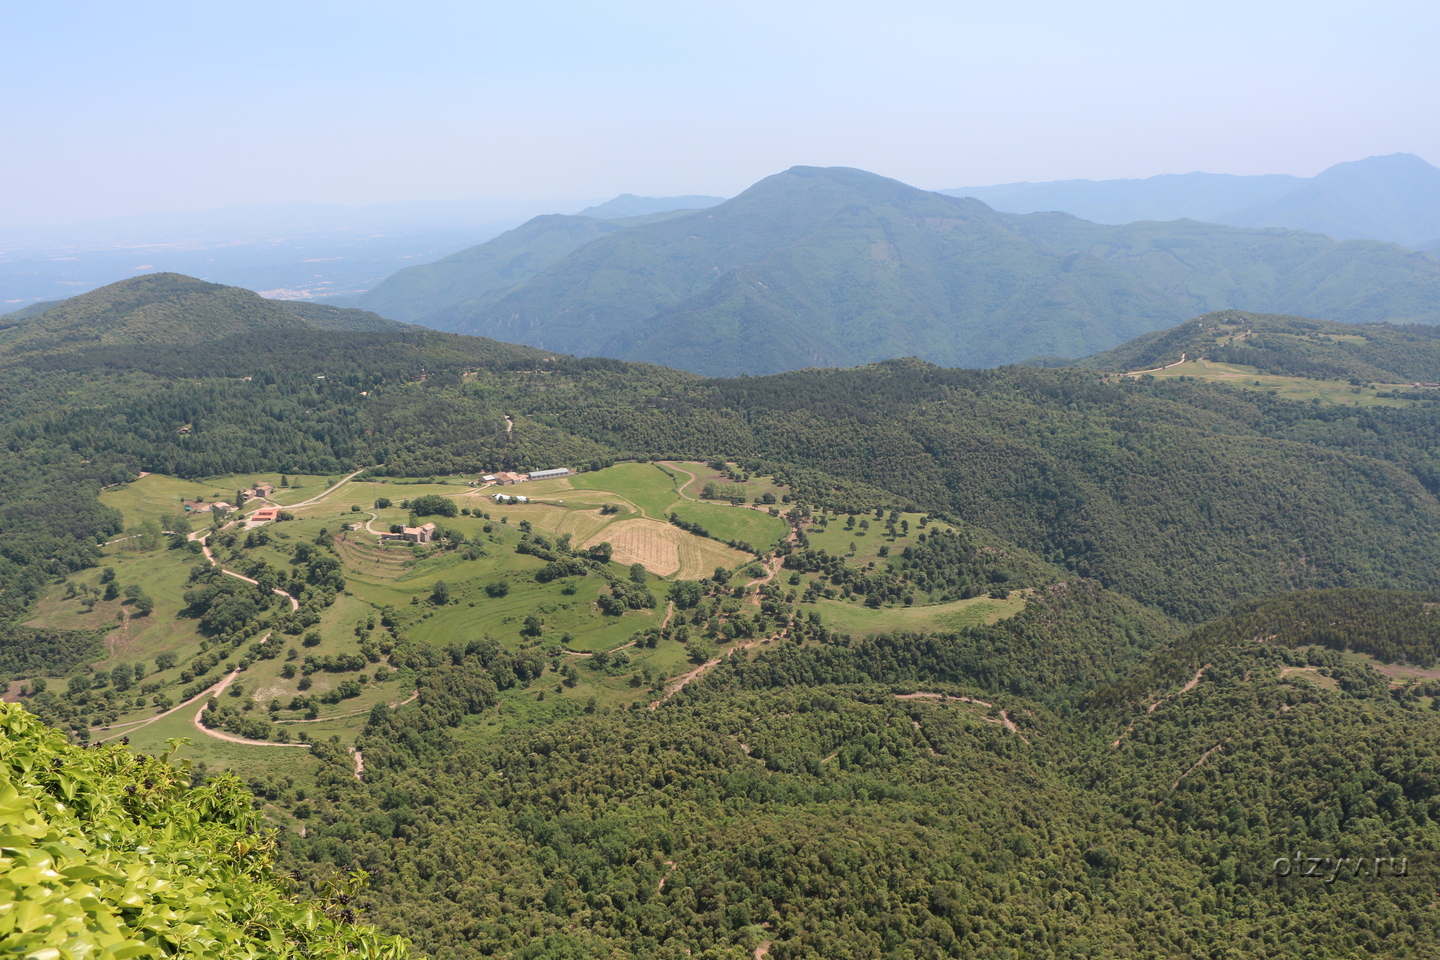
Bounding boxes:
[181,480,276,517]
[481,467,571,505]
[478,467,570,485]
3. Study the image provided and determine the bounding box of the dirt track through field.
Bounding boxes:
[649,632,780,710]
[286,468,367,508]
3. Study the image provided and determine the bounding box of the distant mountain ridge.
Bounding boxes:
[376,165,1440,375]
[577,194,725,219]
[342,206,716,323]
[944,153,1440,248]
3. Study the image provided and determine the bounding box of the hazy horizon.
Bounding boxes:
[4,1,1437,227]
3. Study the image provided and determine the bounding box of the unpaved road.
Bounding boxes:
[896,692,1028,742]
[191,529,300,611]
[648,632,781,710]
[1113,663,1212,747]
[285,468,368,508]
[190,670,310,748]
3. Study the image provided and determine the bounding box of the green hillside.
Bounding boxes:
[1011,213,1440,325]
[287,586,1440,959]
[0,273,310,354]
[386,165,1440,376]
[6,310,1440,624]
[0,273,409,357]
[0,299,65,324]
[1077,309,1440,382]
[424,166,1180,372]
[276,299,411,332]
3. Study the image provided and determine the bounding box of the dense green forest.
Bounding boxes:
[12,285,1440,622]
[285,589,1440,959]
[6,275,1440,957]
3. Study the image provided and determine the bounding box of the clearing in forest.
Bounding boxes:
[1131,360,1418,408]
[570,462,682,518]
[811,591,1028,634]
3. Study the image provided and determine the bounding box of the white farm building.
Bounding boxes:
[527,468,570,481]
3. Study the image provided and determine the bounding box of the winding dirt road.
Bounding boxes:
[190,529,300,611]
[189,669,309,748]
[1112,663,1212,747]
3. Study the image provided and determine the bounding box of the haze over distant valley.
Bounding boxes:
[0,198,595,309]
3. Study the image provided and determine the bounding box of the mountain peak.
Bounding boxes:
[1315,152,1440,181]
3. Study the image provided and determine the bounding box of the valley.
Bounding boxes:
[7,276,1440,958]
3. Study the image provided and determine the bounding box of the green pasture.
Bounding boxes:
[811,591,1027,636]
[392,557,664,653]
[668,501,786,549]
[804,510,931,566]
[101,475,237,528]
[569,462,683,518]
[120,706,316,781]
[28,541,207,675]
[669,461,789,505]
[99,473,358,528]
[1142,361,1419,408]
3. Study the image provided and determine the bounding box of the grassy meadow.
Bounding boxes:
[40,461,1035,789]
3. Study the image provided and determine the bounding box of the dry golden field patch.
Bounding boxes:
[676,533,751,580]
[589,519,683,576]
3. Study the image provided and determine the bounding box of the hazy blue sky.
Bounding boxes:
[4,0,1436,225]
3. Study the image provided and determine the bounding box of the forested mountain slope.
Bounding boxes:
[346,208,711,323]
[1010,213,1440,326]
[368,165,1440,375]
[277,298,413,332]
[5,289,1440,622]
[0,273,406,357]
[286,586,1440,959]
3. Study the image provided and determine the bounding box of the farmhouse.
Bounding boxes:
[493,472,524,485]
[527,467,570,481]
[480,474,497,483]
[251,507,280,522]
[400,522,438,544]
